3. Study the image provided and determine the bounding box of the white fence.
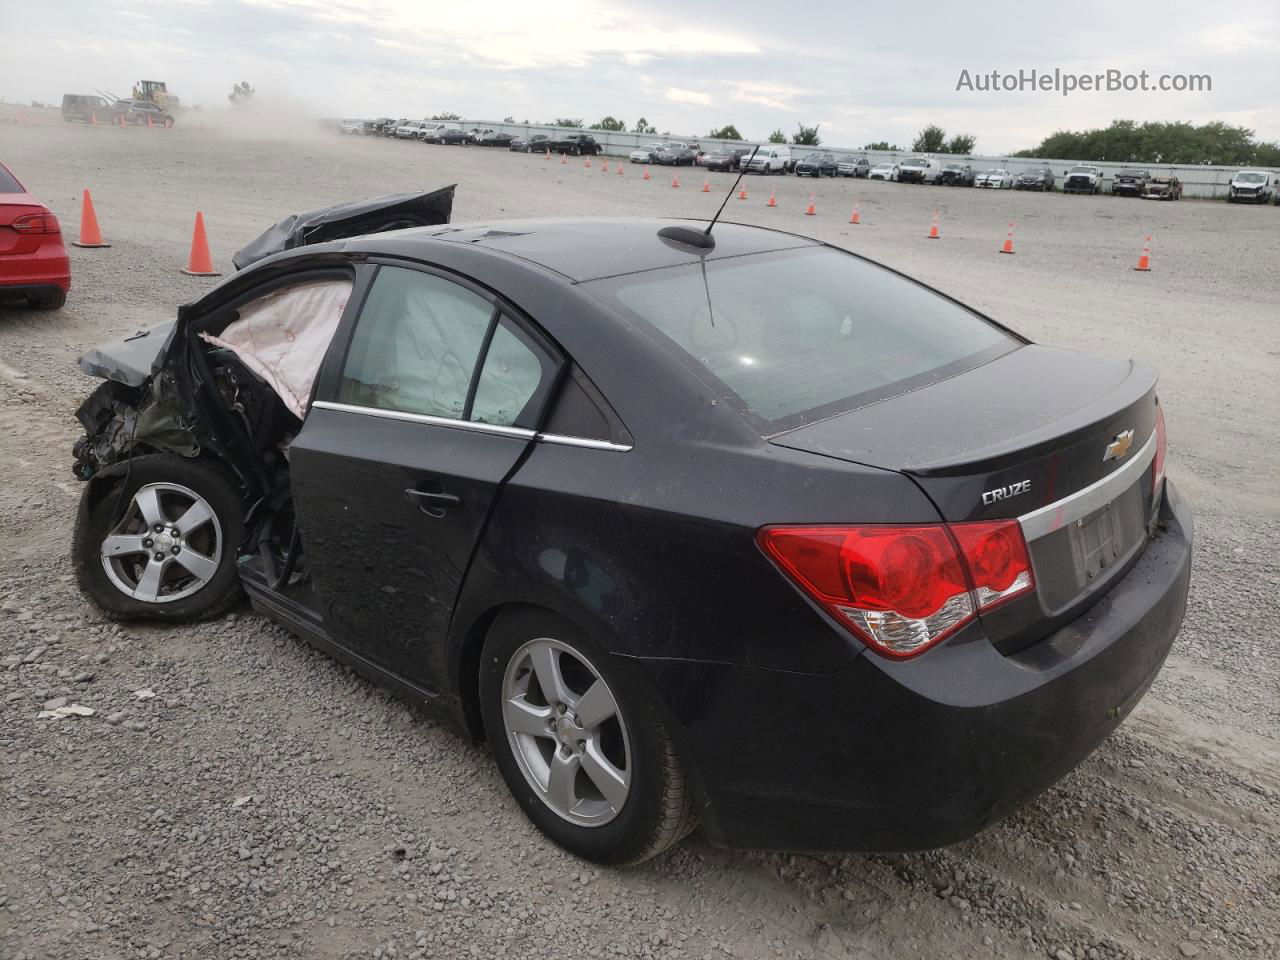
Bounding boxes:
[444,120,1279,200]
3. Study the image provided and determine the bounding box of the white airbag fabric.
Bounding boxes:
[200,279,352,419]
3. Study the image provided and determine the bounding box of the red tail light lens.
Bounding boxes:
[1152,404,1167,499]
[758,525,975,659]
[948,520,1035,611]
[11,212,61,235]
[758,520,1034,660]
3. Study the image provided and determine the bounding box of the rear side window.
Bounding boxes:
[470,318,555,427]
[588,246,1016,432]
[0,166,23,193]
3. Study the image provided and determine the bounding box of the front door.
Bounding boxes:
[290,263,558,690]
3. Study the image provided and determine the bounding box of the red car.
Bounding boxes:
[1,161,70,309]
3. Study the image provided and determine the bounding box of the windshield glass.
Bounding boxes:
[1237,172,1266,183]
[587,247,1016,431]
[1069,166,1094,174]
[1117,169,1146,177]
[901,158,925,167]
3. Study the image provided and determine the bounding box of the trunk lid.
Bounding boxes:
[771,344,1161,652]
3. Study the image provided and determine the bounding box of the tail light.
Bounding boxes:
[1152,403,1167,499]
[11,212,61,235]
[758,520,1034,660]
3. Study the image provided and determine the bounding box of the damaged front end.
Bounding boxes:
[72,326,201,479]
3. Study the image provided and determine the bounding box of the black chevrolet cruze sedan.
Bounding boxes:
[70,195,1192,865]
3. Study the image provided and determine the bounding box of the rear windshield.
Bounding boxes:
[0,166,23,193]
[587,247,1017,432]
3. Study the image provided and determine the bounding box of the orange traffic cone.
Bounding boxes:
[560,153,567,165]
[671,174,681,189]
[928,209,940,239]
[601,160,610,174]
[849,205,861,225]
[181,212,221,277]
[617,163,624,175]
[583,157,592,169]
[544,149,550,160]
[90,111,98,126]
[804,194,816,216]
[738,185,748,200]
[1000,222,1016,255]
[643,165,651,181]
[147,114,154,128]
[702,178,711,193]
[72,189,111,248]
[767,189,777,208]
[1134,236,1152,272]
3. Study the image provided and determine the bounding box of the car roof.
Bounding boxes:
[355,217,819,283]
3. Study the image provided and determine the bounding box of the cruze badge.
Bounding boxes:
[1103,429,1135,462]
[982,480,1032,506]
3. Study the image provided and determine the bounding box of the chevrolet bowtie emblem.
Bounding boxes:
[1103,429,1135,462]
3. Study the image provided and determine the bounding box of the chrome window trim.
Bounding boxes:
[1017,430,1156,540]
[310,400,632,452]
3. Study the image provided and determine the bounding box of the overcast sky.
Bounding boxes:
[7,0,1279,152]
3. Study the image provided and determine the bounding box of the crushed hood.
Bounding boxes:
[231,186,456,270]
[78,321,176,387]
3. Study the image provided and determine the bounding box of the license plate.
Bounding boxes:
[1071,501,1123,583]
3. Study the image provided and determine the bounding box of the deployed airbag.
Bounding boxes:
[231,187,456,270]
[200,279,352,419]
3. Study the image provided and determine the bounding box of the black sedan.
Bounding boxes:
[549,134,600,156]
[478,132,517,148]
[652,142,696,166]
[794,152,837,177]
[1112,169,1152,197]
[69,193,1192,865]
[1015,165,1056,191]
[511,134,552,153]
[939,164,975,186]
[704,148,749,172]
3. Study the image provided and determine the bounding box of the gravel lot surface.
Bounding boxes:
[2,114,1278,960]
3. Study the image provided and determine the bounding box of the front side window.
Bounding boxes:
[339,267,494,420]
[339,266,555,428]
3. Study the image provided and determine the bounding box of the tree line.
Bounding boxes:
[1013,120,1280,166]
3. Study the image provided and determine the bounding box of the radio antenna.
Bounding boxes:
[656,144,761,250]
[705,145,759,236]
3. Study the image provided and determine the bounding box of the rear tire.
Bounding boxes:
[73,454,245,622]
[28,287,66,310]
[480,608,698,865]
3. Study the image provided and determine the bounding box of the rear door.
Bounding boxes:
[289,262,560,689]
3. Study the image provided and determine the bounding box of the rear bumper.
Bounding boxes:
[0,240,71,293]
[638,480,1192,852]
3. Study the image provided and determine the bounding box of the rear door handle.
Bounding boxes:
[404,488,462,518]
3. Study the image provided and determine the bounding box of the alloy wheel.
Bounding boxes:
[501,637,632,827]
[99,482,222,603]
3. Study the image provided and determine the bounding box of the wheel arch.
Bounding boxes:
[446,594,719,832]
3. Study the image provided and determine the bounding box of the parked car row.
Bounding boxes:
[335,122,1278,201]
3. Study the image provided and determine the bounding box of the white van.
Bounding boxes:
[898,156,942,184]
[1227,170,1274,204]
[745,144,791,174]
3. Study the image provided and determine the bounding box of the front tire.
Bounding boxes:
[73,454,245,622]
[480,608,697,865]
